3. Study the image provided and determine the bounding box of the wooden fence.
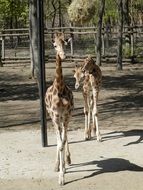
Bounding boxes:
[0,26,143,65]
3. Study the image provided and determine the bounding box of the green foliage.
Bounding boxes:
[91,0,118,26]
[123,45,131,58]
[0,0,143,29]
[103,0,118,24]
[0,0,28,29]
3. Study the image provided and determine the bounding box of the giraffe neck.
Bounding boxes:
[53,54,65,92]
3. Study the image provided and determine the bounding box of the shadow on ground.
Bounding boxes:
[66,158,143,185]
[102,129,143,146]
[0,66,143,130]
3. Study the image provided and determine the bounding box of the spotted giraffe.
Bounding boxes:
[45,32,74,185]
[73,56,102,141]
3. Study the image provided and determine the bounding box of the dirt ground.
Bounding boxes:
[0,61,143,190]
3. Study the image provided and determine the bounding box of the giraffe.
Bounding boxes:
[73,56,102,141]
[45,32,74,185]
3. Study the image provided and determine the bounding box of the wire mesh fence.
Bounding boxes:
[0,26,143,65]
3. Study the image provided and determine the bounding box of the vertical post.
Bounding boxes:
[130,27,135,64]
[0,37,2,67]
[96,0,105,66]
[94,27,96,55]
[117,0,123,70]
[102,31,105,56]
[2,36,5,61]
[130,0,135,63]
[69,23,74,60]
[37,0,47,147]
[70,37,74,56]
[130,27,134,57]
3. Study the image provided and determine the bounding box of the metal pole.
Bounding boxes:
[37,0,47,147]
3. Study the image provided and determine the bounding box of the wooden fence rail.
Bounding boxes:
[0,26,143,65]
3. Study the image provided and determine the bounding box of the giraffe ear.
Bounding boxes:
[67,37,72,43]
[54,32,58,38]
[64,37,72,45]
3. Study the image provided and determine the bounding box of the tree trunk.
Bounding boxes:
[58,0,62,28]
[123,0,131,57]
[29,0,38,78]
[96,0,105,66]
[51,0,57,38]
[117,0,123,70]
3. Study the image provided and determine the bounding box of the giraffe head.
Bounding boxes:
[82,56,95,75]
[53,32,71,60]
[73,63,84,89]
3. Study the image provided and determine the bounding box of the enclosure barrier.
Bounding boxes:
[0,26,143,66]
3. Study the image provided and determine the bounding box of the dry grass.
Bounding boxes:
[68,0,96,24]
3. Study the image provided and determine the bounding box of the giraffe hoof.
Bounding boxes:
[54,163,60,172]
[84,137,89,141]
[66,156,71,165]
[84,134,91,141]
[97,136,102,142]
[59,172,65,186]
[54,167,59,172]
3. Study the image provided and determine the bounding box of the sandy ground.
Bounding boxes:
[0,129,143,190]
[0,61,143,189]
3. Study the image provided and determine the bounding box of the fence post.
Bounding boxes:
[94,27,96,55]
[2,36,5,61]
[69,24,74,60]
[131,28,134,57]
[70,37,74,56]
[102,30,105,56]
[0,37,2,66]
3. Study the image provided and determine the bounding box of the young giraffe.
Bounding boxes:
[45,33,74,185]
[73,56,102,141]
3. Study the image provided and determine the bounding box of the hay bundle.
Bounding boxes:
[68,0,96,24]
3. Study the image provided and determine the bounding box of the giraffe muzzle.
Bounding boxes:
[60,53,66,60]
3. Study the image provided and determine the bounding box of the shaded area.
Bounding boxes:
[102,74,143,90]
[66,158,143,184]
[0,64,143,129]
[0,83,39,101]
[99,92,143,121]
[103,129,143,146]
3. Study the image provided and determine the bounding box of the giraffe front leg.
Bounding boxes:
[93,107,101,142]
[92,111,96,137]
[59,148,65,185]
[84,107,89,140]
[55,145,60,172]
[92,90,102,142]
[53,116,62,172]
[62,117,71,167]
[65,139,71,165]
[83,87,91,140]
[83,106,91,140]
[58,117,72,185]
[56,129,65,185]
